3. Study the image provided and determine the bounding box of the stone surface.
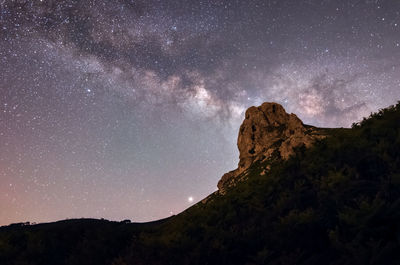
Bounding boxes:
[217,102,325,193]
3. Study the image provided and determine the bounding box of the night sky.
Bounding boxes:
[1,0,400,226]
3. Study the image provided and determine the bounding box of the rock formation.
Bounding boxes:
[217,102,325,193]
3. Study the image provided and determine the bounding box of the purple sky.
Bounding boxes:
[1,0,400,225]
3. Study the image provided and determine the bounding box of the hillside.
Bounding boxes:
[1,102,400,265]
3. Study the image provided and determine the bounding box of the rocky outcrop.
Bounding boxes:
[217,102,325,193]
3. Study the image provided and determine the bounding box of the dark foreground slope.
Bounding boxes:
[1,102,400,265]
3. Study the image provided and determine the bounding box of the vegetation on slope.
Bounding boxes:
[1,102,400,265]
[120,102,400,265]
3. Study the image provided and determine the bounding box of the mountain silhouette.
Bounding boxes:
[1,102,400,265]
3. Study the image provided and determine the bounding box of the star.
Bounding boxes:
[1,0,400,226]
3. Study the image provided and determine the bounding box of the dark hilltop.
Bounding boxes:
[1,101,400,265]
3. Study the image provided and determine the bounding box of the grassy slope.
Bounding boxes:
[1,102,400,265]
[120,102,400,265]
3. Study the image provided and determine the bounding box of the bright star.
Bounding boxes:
[188,196,194,203]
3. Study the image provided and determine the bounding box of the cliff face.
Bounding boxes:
[217,102,325,193]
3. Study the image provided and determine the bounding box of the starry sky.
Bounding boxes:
[1,0,400,226]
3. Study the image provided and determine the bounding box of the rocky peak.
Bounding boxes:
[217,102,324,193]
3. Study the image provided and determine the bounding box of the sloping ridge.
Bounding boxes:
[1,102,400,265]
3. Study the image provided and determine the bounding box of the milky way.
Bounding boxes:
[1,0,400,225]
